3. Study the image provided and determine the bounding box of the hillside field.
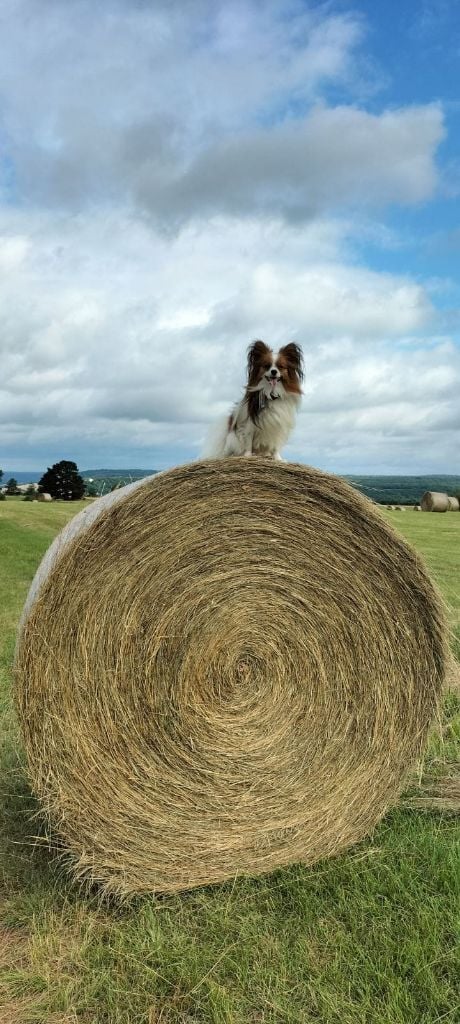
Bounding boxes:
[0,496,459,1024]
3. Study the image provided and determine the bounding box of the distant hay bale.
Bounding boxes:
[447,496,460,512]
[413,505,421,511]
[37,492,52,502]
[14,461,447,897]
[420,491,449,512]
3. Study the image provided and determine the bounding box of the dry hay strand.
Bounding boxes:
[14,460,448,897]
[420,491,449,512]
[447,495,460,512]
[445,657,460,695]
[401,770,460,814]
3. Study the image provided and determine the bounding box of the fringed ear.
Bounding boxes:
[279,343,304,382]
[247,340,271,385]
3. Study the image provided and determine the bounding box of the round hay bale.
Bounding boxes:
[420,491,449,512]
[447,496,460,512]
[14,460,447,897]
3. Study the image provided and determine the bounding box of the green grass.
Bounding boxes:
[379,507,460,659]
[1,498,459,1024]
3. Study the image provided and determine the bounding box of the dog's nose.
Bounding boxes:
[270,368,278,377]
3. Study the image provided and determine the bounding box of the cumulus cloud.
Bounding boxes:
[0,1,443,226]
[0,1,364,209]
[136,105,444,227]
[1,207,458,472]
[0,1,457,473]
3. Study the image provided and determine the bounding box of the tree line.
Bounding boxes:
[0,461,85,501]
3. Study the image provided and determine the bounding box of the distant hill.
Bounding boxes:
[80,469,158,495]
[2,471,459,504]
[1,469,157,486]
[80,468,155,481]
[343,475,460,506]
[81,469,156,478]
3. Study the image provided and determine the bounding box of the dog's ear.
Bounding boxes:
[279,343,304,381]
[247,340,271,382]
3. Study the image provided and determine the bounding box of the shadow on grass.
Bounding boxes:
[0,753,56,887]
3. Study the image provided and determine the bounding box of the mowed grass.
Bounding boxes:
[0,496,459,1024]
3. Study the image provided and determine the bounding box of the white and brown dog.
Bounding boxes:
[208,340,303,459]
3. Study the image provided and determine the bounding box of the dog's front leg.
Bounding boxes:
[241,421,255,457]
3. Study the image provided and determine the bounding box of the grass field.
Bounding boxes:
[0,497,459,1024]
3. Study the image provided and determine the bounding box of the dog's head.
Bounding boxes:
[247,341,304,397]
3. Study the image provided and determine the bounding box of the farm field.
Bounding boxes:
[0,495,459,1024]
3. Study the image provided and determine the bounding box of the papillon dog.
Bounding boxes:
[207,340,303,459]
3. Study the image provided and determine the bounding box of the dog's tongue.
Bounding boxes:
[270,378,277,389]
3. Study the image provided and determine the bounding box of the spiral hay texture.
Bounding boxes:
[15,461,447,897]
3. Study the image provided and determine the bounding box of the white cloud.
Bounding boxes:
[1,208,458,472]
[0,1,457,474]
[136,105,443,227]
[0,2,365,212]
[235,262,432,337]
[0,1,443,226]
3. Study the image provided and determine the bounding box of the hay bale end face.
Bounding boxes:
[447,496,460,512]
[420,491,449,512]
[15,461,447,897]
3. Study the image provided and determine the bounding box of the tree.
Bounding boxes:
[0,468,3,484]
[5,477,19,495]
[38,460,85,501]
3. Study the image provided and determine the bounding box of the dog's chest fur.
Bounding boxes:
[249,394,299,453]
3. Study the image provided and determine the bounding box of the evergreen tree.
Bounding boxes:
[5,477,19,495]
[38,461,85,501]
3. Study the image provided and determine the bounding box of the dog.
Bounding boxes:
[207,340,303,459]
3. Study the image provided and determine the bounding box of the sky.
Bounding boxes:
[0,0,459,475]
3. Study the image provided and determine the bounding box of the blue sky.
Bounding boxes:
[348,0,460,285]
[0,0,458,474]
